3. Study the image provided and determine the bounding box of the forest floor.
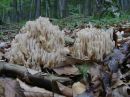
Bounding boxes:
[0,16,130,97]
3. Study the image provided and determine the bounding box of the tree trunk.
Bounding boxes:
[58,0,68,18]
[45,0,51,17]
[83,0,89,16]
[2,9,5,22]
[19,0,23,20]
[13,0,19,22]
[35,0,41,18]
[29,0,34,20]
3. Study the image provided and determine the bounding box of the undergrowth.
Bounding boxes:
[77,64,89,81]
[52,12,130,29]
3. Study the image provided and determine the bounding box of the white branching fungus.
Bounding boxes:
[71,27,115,61]
[6,17,69,70]
[5,17,115,69]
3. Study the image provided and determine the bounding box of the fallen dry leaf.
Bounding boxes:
[112,85,130,97]
[53,65,80,76]
[72,82,86,97]
[0,78,25,97]
[57,82,73,97]
[112,79,124,89]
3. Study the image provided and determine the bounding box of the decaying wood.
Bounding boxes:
[0,62,71,94]
[17,79,65,97]
[24,92,64,97]
[0,62,52,91]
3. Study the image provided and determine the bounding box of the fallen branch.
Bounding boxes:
[0,62,71,94]
[17,79,65,97]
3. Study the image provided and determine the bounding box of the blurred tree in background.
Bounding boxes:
[0,0,130,24]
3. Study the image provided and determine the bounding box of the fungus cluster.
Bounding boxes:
[5,17,69,70]
[5,17,115,70]
[71,27,115,61]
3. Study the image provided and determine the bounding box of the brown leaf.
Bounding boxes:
[112,85,130,97]
[57,82,73,97]
[89,64,101,82]
[72,82,86,97]
[111,72,124,89]
[58,56,91,67]
[53,65,80,76]
[0,78,25,97]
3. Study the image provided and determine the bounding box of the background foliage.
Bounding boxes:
[0,0,130,28]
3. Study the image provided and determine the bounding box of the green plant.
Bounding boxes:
[78,64,89,81]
